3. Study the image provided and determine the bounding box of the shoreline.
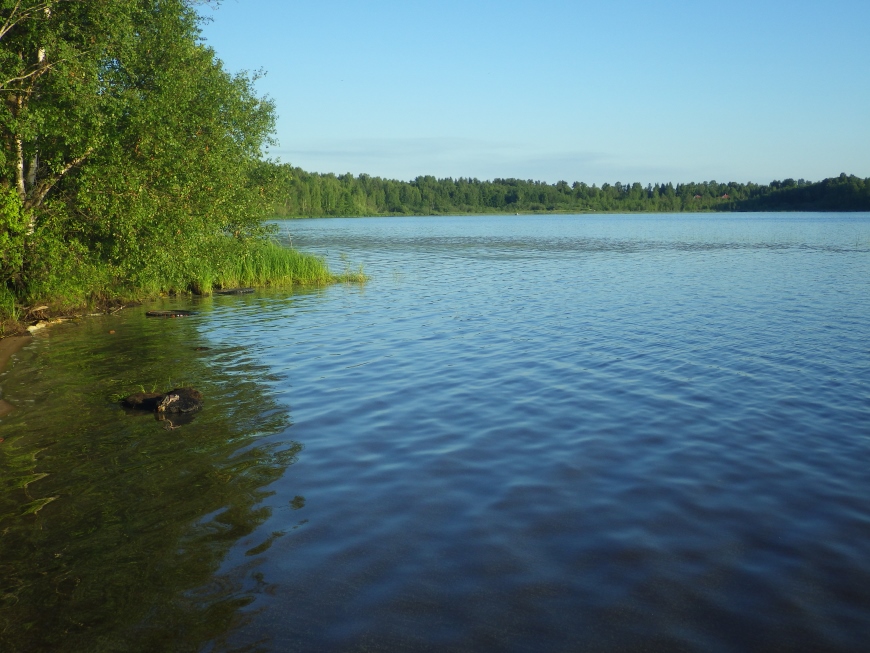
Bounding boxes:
[0,266,366,412]
[272,208,869,220]
[0,335,31,417]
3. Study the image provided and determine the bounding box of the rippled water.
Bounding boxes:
[2,213,870,652]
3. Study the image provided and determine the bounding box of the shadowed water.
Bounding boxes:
[1,213,869,652]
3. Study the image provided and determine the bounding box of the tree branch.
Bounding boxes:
[0,1,54,43]
[25,147,93,208]
[0,0,25,42]
[0,59,55,91]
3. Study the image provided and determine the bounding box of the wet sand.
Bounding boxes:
[0,335,31,417]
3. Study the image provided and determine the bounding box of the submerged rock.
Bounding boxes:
[121,387,204,414]
[157,387,204,414]
[145,310,197,318]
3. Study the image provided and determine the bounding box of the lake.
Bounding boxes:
[1,213,869,652]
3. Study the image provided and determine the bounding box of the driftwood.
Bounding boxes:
[145,310,197,318]
[214,287,254,295]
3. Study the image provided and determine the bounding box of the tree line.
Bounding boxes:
[268,168,870,217]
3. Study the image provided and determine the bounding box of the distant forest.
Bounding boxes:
[267,169,870,217]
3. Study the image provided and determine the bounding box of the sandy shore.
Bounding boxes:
[0,335,32,417]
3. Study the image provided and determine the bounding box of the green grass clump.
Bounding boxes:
[222,240,331,287]
[207,239,365,289]
[0,235,366,329]
[0,285,20,322]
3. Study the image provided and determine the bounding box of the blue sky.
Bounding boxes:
[199,0,869,184]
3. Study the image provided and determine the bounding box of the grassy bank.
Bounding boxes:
[0,239,366,338]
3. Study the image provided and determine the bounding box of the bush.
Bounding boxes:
[0,189,27,287]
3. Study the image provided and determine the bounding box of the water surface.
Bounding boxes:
[2,213,869,651]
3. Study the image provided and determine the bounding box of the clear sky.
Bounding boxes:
[198,0,869,185]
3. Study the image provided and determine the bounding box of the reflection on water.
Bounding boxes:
[0,312,300,652]
[2,213,870,652]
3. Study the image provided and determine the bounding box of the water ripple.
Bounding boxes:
[180,214,870,651]
[3,214,868,652]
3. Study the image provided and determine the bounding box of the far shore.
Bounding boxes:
[271,208,866,220]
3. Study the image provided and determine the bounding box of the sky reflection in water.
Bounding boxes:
[2,213,870,652]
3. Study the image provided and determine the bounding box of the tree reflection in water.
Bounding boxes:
[0,311,300,652]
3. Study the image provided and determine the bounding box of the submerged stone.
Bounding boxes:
[157,387,204,414]
[121,388,204,414]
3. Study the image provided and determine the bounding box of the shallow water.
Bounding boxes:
[2,213,869,652]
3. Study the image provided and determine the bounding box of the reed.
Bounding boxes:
[207,240,366,290]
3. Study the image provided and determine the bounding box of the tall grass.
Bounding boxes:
[0,285,21,336]
[196,239,366,293]
[0,237,366,328]
[0,285,19,321]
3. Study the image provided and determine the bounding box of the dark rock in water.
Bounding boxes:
[214,287,254,295]
[121,392,165,411]
[121,387,204,415]
[145,310,197,318]
[157,387,204,413]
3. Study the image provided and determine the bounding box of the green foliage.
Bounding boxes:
[0,0,323,311]
[18,206,115,306]
[0,283,18,323]
[267,168,870,217]
[722,173,870,212]
[0,187,26,284]
[0,188,26,321]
